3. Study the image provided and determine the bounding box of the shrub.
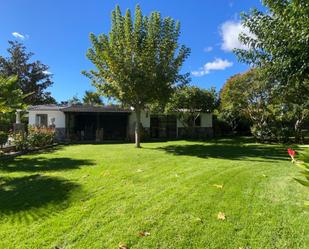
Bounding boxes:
[12,132,28,151]
[27,126,56,149]
[12,126,56,151]
[0,131,8,148]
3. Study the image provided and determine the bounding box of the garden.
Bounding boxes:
[0,0,308,248]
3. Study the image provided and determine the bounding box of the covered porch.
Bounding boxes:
[63,106,131,142]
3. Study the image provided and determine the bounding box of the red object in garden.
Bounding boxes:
[287,148,296,159]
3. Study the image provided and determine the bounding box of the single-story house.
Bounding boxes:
[27,104,213,141]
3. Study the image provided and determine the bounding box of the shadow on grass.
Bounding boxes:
[157,142,287,162]
[0,174,81,223]
[0,157,95,172]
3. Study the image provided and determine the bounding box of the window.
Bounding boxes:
[36,114,48,127]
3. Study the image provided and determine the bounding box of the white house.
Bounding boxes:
[28,104,213,141]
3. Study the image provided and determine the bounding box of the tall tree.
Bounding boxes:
[235,0,309,141]
[166,86,216,129]
[83,91,103,105]
[220,69,271,140]
[219,69,291,142]
[84,5,190,147]
[0,41,56,105]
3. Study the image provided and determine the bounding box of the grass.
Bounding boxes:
[0,138,308,248]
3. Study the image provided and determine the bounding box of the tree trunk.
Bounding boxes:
[135,108,141,148]
[294,118,303,143]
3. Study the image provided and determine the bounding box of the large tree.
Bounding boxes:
[166,86,216,129]
[220,70,273,141]
[83,91,103,106]
[219,69,295,142]
[84,5,190,147]
[235,0,309,141]
[0,41,55,105]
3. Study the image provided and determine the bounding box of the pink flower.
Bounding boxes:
[287,148,296,163]
[287,148,296,157]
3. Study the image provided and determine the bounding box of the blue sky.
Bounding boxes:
[1,0,264,102]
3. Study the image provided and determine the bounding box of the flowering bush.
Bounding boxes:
[27,126,56,149]
[12,126,56,151]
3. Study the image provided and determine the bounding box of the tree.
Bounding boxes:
[219,69,278,141]
[167,86,216,130]
[83,91,103,105]
[0,76,26,114]
[234,0,309,142]
[68,95,82,105]
[0,41,56,105]
[84,5,190,147]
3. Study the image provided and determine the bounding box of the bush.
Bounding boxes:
[12,132,28,151]
[27,126,56,149]
[250,123,272,142]
[0,131,8,145]
[0,131,8,148]
[12,126,56,151]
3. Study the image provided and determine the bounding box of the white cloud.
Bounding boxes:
[192,58,233,77]
[220,21,252,52]
[12,32,25,40]
[43,70,52,75]
[203,46,213,52]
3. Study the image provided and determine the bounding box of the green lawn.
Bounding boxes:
[0,139,308,248]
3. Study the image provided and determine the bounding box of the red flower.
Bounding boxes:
[287,148,296,158]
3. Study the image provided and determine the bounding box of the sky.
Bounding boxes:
[0,0,265,103]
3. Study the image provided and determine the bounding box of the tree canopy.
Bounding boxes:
[83,91,103,105]
[0,76,26,114]
[84,5,190,147]
[0,41,55,105]
[167,86,216,128]
[234,0,309,141]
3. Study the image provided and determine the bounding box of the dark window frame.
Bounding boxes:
[36,114,48,127]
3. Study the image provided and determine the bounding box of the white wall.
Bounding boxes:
[28,110,212,130]
[28,110,66,128]
[200,113,212,127]
[128,110,150,128]
[177,113,212,128]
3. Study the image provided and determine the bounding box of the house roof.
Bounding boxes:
[28,104,132,113]
[62,105,131,113]
[28,104,66,111]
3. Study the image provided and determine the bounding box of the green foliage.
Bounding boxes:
[84,5,190,147]
[293,149,309,206]
[67,95,82,105]
[12,132,28,151]
[0,41,56,105]
[166,86,216,128]
[83,91,103,105]
[27,126,56,149]
[219,67,306,142]
[234,0,309,141]
[0,76,26,114]
[13,126,55,151]
[0,131,8,148]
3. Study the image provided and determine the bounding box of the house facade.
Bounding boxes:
[28,105,213,141]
